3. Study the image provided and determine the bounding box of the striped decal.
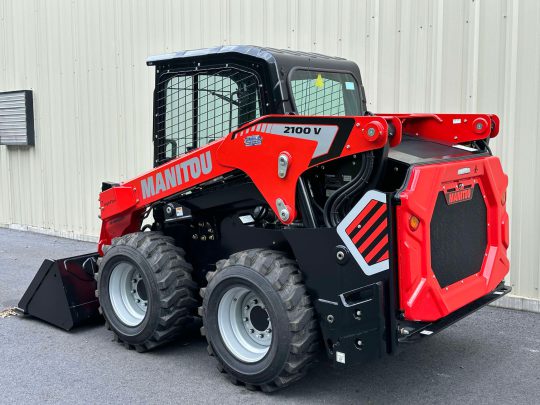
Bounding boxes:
[347,200,389,265]
[336,190,390,275]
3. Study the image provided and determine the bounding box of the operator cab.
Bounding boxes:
[147,45,368,166]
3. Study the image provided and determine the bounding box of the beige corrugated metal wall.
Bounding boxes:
[0,0,539,305]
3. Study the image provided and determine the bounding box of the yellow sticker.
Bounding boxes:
[314,73,324,88]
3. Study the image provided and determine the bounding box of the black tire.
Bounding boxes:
[96,232,199,352]
[199,249,320,392]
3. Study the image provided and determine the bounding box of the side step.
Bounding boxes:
[18,253,102,330]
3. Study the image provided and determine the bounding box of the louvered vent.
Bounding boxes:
[0,90,34,146]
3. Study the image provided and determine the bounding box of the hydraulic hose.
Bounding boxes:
[323,151,375,227]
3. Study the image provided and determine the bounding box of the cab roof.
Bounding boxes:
[147,45,366,116]
[146,45,361,76]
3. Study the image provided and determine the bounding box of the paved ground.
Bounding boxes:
[0,228,539,404]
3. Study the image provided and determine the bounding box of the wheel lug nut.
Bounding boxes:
[245,305,250,310]
[252,299,258,305]
[137,299,141,303]
[144,302,147,306]
[250,329,255,334]
[243,317,248,322]
[258,334,264,338]
[131,290,136,293]
[266,328,272,333]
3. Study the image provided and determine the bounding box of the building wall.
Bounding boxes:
[1,0,539,302]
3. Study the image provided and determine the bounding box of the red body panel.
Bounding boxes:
[98,140,232,254]
[218,115,388,224]
[395,156,509,321]
[98,115,389,253]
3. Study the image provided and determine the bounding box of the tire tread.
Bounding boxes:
[96,232,199,352]
[199,249,320,391]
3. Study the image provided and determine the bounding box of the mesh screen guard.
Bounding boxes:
[154,67,262,164]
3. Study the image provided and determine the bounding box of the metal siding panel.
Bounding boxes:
[376,0,400,112]
[476,0,506,115]
[0,146,11,226]
[508,0,540,299]
[0,0,538,300]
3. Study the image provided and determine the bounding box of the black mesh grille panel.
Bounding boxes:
[430,185,487,288]
[154,67,261,165]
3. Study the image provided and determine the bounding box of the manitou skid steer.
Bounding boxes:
[19,46,510,391]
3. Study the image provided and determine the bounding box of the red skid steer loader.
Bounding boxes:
[19,46,510,391]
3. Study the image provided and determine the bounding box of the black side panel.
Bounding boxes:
[169,216,291,284]
[283,227,391,365]
[179,180,266,212]
[18,253,101,330]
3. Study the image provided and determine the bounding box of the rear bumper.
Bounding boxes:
[397,283,511,344]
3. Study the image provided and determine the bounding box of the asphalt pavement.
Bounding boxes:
[0,228,539,404]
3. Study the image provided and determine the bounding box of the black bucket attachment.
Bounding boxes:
[18,252,102,330]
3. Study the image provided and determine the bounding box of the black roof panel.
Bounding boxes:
[146,45,347,66]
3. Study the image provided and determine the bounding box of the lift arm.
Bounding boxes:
[97,115,390,253]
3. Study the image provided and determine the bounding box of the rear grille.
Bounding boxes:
[430,184,487,288]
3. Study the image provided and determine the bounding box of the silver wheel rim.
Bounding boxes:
[109,261,148,327]
[217,286,272,363]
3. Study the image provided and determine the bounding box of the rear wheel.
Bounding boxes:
[200,249,320,391]
[96,232,199,352]
[218,286,273,363]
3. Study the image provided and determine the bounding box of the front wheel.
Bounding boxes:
[200,249,320,391]
[96,232,199,352]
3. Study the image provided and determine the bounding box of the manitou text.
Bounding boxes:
[141,151,213,200]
